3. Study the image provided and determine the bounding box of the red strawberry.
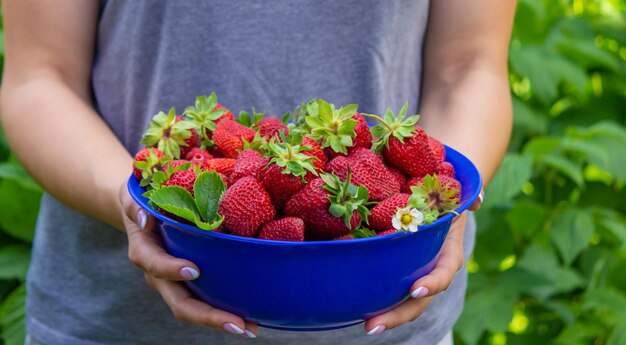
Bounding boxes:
[369,193,410,231]
[207,145,224,158]
[367,104,438,177]
[258,217,305,242]
[184,93,235,140]
[162,159,196,171]
[140,108,201,159]
[257,118,289,139]
[404,174,462,200]
[204,158,236,176]
[185,148,214,166]
[163,170,197,195]
[324,112,373,159]
[377,229,397,236]
[132,148,165,181]
[284,173,369,240]
[325,147,401,201]
[212,119,256,158]
[332,233,355,241]
[387,167,406,192]
[438,161,455,177]
[428,136,446,163]
[230,149,266,182]
[218,176,276,237]
[302,137,327,172]
[258,141,318,210]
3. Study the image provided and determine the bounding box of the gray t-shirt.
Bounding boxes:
[26,1,476,344]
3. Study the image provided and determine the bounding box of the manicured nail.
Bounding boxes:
[367,325,386,335]
[179,267,199,280]
[223,322,245,335]
[243,330,257,338]
[411,286,429,298]
[478,191,484,204]
[136,210,147,230]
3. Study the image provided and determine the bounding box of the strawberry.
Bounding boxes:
[257,118,289,139]
[403,174,461,199]
[332,233,355,241]
[387,166,407,192]
[212,119,256,158]
[207,145,225,158]
[428,136,446,163]
[163,170,197,195]
[258,217,305,242]
[185,148,214,166]
[258,141,318,210]
[408,174,461,212]
[302,137,327,172]
[324,112,373,159]
[184,93,235,141]
[376,229,397,236]
[132,148,166,181]
[369,193,411,231]
[218,176,276,237]
[230,149,266,182]
[204,158,236,176]
[303,99,361,156]
[325,147,401,201]
[284,172,369,240]
[162,159,197,171]
[437,161,456,177]
[366,103,438,177]
[140,108,201,159]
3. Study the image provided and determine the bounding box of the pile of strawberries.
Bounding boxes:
[133,93,462,242]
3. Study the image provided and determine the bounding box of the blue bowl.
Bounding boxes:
[127,145,482,331]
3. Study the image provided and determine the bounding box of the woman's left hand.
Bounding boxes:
[363,194,482,336]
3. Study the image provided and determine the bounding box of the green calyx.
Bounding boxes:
[304,99,358,155]
[266,138,318,179]
[320,170,370,229]
[409,174,460,216]
[242,132,270,155]
[183,93,226,137]
[134,150,172,188]
[238,108,266,128]
[363,101,420,153]
[140,107,196,159]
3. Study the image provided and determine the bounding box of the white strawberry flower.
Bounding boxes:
[392,207,424,233]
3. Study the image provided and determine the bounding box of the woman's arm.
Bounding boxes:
[0,0,256,336]
[364,0,516,334]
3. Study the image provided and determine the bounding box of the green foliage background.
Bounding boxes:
[0,1,624,344]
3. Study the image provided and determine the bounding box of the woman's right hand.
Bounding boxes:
[119,185,258,338]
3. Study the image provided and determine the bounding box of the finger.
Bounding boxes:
[409,228,464,298]
[149,276,257,337]
[468,188,484,211]
[121,190,200,281]
[364,296,433,334]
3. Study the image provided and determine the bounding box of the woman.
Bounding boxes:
[0,1,514,344]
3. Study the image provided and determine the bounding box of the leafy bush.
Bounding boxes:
[0,1,624,345]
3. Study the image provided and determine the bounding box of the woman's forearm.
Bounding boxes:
[419,62,512,186]
[0,71,131,230]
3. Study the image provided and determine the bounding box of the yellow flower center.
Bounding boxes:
[401,213,413,226]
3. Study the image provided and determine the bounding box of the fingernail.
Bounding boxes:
[136,209,147,230]
[179,267,199,280]
[367,324,386,336]
[411,286,429,298]
[243,330,257,338]
[478,192,484,204]
[223,322,245,335]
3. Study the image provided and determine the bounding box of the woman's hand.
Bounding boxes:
[119,184,258,338]
[363,194,483,335]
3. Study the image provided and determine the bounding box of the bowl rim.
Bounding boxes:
[128,145,482,246]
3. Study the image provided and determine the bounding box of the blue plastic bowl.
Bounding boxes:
[127,145,481,331]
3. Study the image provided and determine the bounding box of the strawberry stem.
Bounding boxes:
[361,113,394,132]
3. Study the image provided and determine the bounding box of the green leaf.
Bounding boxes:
[0,162,41,192]
[193,171,226,222]
[149,186,200,223]
[550,208,595,265]
[0,284,26,345]
[0,245,30,280]
[583,288,626,318]
[518,244,584,298]
[505,200,548,238]
[0,179,41,242]
[539,153,584,187]
[483,154,533,208]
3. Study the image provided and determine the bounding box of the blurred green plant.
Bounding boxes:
[0,1,624,345]
[454,1,626,344]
